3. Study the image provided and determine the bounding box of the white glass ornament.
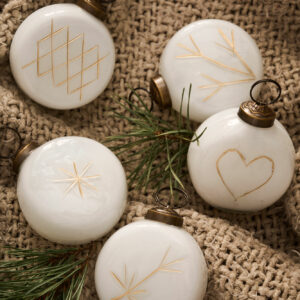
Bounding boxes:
[188,80,295,212]
[15,136,127,244]
[10,3,115,110]
[95,189,208,300]
[150,19,263,122]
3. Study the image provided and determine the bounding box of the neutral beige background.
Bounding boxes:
[0,0,299,299]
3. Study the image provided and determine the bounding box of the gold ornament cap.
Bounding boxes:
[150,75,172,109]
[13,142,38,172]
[238,79,281,128]
[145,187,189,227]
[146,207,183,227]
[76,0,106,19]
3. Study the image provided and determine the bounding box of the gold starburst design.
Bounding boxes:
[176,28,256,102]
[53,162,101,197]
[22,19,107,100]
[111,247,183,300]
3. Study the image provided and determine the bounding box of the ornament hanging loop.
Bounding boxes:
[0,127,22,159]
[250,79,281,106]
[155,186,189,209]
[129,87,154,112]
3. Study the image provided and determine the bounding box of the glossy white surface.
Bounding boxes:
[188,108,295,212]
[160,19,263,122]
[10,4,115,109]
[17,137,127,244]
[95,220,207,300]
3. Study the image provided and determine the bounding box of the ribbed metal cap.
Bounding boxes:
[238,100,276,128]
[238,79,281,128]
[13,142,38,172]
[76,0,106,19]
[150,75,172,109]
[145,207,183,227]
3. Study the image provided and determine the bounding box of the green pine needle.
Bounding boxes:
[0,247,88,300]
[106,85,206,192]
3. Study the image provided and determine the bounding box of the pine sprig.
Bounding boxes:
[0,247,88,300]
[106,85,206,192]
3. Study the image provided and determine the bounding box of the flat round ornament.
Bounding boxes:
[187,80,295,212]
[10,4,115,109]
[151,19,263,122]
[16,136,127,244]
[95,205,208,300]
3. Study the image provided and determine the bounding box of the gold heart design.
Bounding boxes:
[216,148,275,201]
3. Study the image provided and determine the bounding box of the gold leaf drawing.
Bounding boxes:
[111,247,183,300]
[53,161,101,198]
[22,20,107,101]
[177,28,256,102]
[216,148,275,201]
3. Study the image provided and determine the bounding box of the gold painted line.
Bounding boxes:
[80,180,98,191]
[22,59,36,69]
[189,34,201,54]
[39,26,65,43]
[80,163,92,177]
[218,28,254,77]
[111,247,183,300]
[216,149,275,201]
[56,56,106,87]
[37,46,99,78]
[73,162,79,177]
[97,45,100,80]
[50,19,55,84]
[82,175,101,179]
[59,168,75,177]
[66,26,70,94]
[177,43,199,56]
[201,54,250,76]
[37,40,40,76]
[36,34,83,62]
[80,33,85,101]
[111,272,126,289]
[202,74,221,84]
[176,55,202,58]
[218,28,233,49]
[52,178,77,182]
[163,258,184,267]
[231,30,236,53]
[202,86,222,102]
[215,42,233,53]
[64,180,78,195]
[129,274,135,289]
[70,78,97,94]
[216,149,238,200]
[160,247,170,265]
[233,49,255,78]
[199,78,255,89]
[124,265,127,286]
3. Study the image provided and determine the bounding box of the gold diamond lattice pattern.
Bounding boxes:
[22,20,106,100]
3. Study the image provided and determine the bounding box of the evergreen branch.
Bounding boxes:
[0,247,88,300]
[106,85,206,192]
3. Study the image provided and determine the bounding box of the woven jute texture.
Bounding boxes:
[0,0,299,299]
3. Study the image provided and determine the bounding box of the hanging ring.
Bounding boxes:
[155,186,189,209]
[129,87,154,112]
[0,127,22,159]
[250,79,281,106]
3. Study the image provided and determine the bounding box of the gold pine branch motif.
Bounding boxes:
[22,19,107,101]
[176,28,256,102]
[53,162,101,198]
[111,247,184,300]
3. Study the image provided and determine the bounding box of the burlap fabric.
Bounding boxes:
[0,0,299,299]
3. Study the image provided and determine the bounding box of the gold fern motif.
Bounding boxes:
[176,28,256,102]
[111,247,183,300]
